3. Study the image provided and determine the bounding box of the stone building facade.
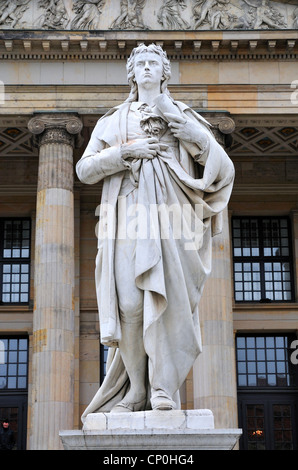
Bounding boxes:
[0,0,297,450]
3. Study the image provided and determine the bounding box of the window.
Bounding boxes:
[100,344,109,384]
[0,219,31,304]
[232,217,294,302]
[0,337,28,390]
[236,335,297,388]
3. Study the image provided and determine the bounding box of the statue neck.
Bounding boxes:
[137,85,161,107]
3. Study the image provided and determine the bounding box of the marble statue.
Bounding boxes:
[76,43,234,418]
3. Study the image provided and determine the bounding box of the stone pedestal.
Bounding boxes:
[59,410,242,450]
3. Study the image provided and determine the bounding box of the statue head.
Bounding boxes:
[126,43,172,102]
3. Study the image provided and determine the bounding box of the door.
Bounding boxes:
[0,394,28,450]
[238,393,298,450]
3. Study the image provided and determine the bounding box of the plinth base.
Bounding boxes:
[60,409,242,450]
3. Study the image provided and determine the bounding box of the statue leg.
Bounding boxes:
[115,318,147,411]
[112,237,147,412]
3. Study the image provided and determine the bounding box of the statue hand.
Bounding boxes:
[164,112,207,144]
[121,137,160,160]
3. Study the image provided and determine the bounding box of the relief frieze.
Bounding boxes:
[0,0,297,30]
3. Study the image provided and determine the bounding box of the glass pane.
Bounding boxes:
[246,404,266,450]
[17,377,26,388]
[7,377,16,388]
[238,362,246,373]
[18,364,27,375]
[238,375,247,386]
[256,337,265,348]
[8,364,17,375]
[247,350,255,361]
[273,405,293,450]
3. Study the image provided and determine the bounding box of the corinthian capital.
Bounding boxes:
[28,113,83,148]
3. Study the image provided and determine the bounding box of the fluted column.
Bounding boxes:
[193,207,238,428]
[28,113,83,450]
[192,113,238,429]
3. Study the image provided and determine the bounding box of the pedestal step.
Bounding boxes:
[60,409,242,450]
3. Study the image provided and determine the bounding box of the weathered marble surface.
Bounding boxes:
[0,0,296,31]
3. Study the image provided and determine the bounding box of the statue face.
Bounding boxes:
[133,52,164,91]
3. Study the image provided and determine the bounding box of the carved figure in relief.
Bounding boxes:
[157,0,190,30]
[243,0,287,29]
[36,0,70,29]
[293,8,298,29]
[110,0,149,30]
[193,0,230,29]
[208,0,236,30]
[0,0,30,28]
[71,0,105,30]
[76,44,234,417]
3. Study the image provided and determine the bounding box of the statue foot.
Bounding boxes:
[110,396,147,413]
[150,389,176,411]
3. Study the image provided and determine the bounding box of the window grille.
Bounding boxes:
[232,217,294,302]
[0,219,31,304]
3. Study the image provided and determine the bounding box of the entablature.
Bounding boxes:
[0,30,298,61]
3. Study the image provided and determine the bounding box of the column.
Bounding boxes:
[192,114,238,429]
[28,113,83,450]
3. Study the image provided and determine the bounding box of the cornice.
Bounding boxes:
[0,30,298,61]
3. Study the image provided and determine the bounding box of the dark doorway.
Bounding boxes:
[0,394,28,450]
[0,336,29,450]
[238,392,298,450]
[236,334,298,450]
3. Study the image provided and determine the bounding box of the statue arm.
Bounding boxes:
[76,146,131,185]
[76,123,131,185]
[165,105,234,191]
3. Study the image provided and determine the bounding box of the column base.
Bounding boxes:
[59,409,242,450]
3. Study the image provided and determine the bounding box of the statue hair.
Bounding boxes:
[125,43,172,103]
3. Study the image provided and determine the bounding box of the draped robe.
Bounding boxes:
[76,99,235,420]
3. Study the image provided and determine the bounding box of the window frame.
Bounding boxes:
[0,218,31,305]
[236,333,298,391]
[0,336,29,392]
[232,216,295,303]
